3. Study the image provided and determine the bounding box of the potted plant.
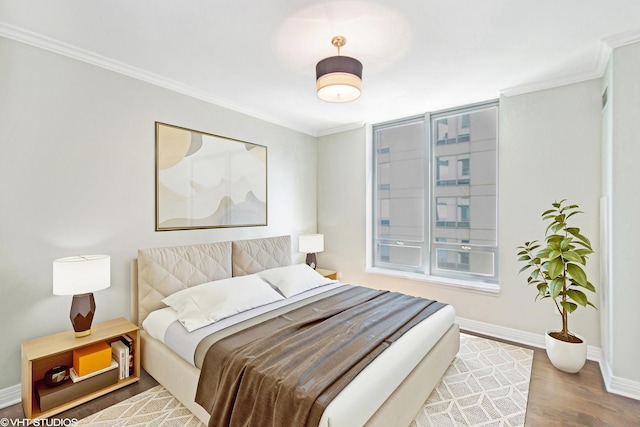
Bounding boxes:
[517,199,596,373]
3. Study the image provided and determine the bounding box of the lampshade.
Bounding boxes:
[53,254,110,338]
[299,234,324,254]
[53,255,111,296]
[316,36,363,103]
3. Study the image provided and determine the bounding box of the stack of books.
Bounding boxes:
[110,334,134,380]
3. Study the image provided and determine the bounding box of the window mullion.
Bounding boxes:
[423,112,432,276]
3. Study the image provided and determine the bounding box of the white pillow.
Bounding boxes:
[258,264,335,298]
[162,274,284,332]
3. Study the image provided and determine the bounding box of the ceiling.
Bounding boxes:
[1,0,639,136]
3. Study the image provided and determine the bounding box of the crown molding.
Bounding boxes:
[501,42,611,97]
[501,29,640,98]
[500,65,605,98]
[603,29,640,49]
[3,20,639,137]
[499,29,638,98]
[317,121,365,137]
[0,21,318,137]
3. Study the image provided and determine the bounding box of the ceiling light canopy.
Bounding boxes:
[316,36,363,103]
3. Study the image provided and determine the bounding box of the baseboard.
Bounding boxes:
[0,383,20,410]
[456,316,601,362]
[599,360,640,401]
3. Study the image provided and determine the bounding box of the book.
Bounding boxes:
[69,358,118,383]
[110,340,129,380]
[119,334,134,376]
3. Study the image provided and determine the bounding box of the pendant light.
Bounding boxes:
[315,36,363,103]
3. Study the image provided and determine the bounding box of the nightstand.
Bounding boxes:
[21,317,140,420]
[316,268,338,280]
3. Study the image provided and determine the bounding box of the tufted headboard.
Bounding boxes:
[132,235,291,325]
[232,235,292,276]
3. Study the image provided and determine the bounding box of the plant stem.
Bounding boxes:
[562,272,568,339]
[561,229,569,340]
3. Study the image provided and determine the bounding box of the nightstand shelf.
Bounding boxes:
[21,317,140,420]
[316,268,338,280]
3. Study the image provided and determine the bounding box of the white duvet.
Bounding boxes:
[143,282,456,427]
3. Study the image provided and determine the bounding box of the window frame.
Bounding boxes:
[372,114,430,275]
[368,100,499,291]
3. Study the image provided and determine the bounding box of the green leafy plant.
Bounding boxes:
[517,200,596,343]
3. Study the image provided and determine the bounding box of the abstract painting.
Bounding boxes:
[155,122,267,230]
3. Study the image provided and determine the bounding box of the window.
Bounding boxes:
[371,101,499,285]
[436,155,470,186]
[458,157,470,183]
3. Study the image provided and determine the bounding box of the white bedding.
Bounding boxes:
[142,282,456,427]
[143,281,345,365]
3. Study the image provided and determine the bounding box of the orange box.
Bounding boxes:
[73,341,111,377]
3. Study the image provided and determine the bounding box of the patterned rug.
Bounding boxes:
[77,386,204,426]
[78,334,533,427]
[411,334,533,427]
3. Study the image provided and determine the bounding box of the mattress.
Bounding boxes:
[142,282,456,426]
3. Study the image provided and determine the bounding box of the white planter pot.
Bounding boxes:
[545,330,587,373]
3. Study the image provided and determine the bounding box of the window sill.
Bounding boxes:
[365,267,500,294]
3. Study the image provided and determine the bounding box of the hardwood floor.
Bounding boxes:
[527,348,640,426]
[1,333,638,425]
[469,332,640,427]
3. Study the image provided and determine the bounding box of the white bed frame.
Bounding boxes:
[131,236,459,426]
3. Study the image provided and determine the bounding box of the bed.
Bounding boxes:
[131,235,459,427]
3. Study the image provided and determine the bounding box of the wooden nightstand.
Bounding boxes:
[316,268,338,280]
[21,317,140,420]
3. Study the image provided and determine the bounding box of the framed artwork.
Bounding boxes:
[155,122,267,231]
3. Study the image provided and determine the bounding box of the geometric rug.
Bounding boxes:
[411,334,533,427]
[76,386,205,426]
[78,334,532,427]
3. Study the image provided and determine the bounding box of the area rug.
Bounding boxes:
[411,334,533,427]
[78,334,533,427]
[77,386,205,426]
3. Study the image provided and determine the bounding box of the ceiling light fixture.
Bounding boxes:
[316,36,363,103]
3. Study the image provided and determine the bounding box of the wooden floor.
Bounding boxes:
[472,332,640,427]
[1,332,638,426]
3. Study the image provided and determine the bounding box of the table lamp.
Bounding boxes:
[53,254,111,337]
[299,234,324,270]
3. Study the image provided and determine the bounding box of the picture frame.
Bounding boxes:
[155,122,267,231]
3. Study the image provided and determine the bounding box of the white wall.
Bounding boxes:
[600,50,614,384]
[317,126,368,277]
[318,79,602,348]
[0,37,318,390]
[607,41,640,384]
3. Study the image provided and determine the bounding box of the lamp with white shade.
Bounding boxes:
[299,234,324,270]
[53,254,111,337]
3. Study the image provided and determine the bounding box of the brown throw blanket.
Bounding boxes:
[195,286,446,427]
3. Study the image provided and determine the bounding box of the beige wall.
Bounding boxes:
[318,79,602,347]
[0,37,318,390]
